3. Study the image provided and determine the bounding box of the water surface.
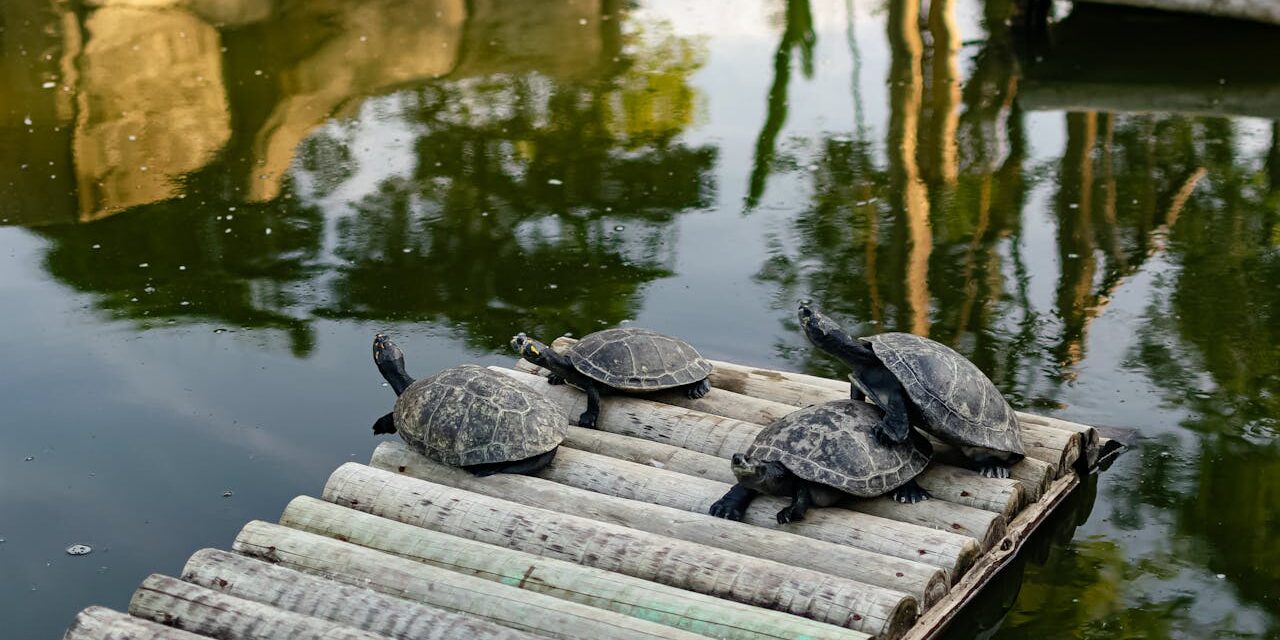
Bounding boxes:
[1,0,1277,637]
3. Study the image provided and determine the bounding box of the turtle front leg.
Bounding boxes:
[890,479,931,504]
[577,382,602,428]
[776,483,813,524]
[709,483,758,521]
[547,374,566,385]
[685,378,711,399]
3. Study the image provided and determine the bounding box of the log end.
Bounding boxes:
[877,595,921,640]
[950,538,981,584]
[977,516,1009,553]
[921,569,950,610]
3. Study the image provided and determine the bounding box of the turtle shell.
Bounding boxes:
[393,364,568,466]
[746,400,930,497]
[866,333,1025,455]
[568,327,712,391]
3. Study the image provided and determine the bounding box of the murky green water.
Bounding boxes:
[2,0,1277,637]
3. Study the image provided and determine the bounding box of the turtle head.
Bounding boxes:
[373,334,413,396]
[512,333,552,366]
[730,454,791,494]
[798,300,854,353]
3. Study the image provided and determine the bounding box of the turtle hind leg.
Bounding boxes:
[776,483,814,524]
[371,412,396,435]
[890,479,931,504]
[577,382,602,428]
[684,378,711,399]
[980,464,1011,479]
[709,484,758,521]
[466,448,559,477]
[962,446,1019,478]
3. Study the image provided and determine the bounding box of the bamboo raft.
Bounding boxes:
[64,341,1119,640]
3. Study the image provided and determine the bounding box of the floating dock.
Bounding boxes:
[64,342,1118,640]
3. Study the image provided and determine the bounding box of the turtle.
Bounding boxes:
[510,327,713,428]
[797,301,1025,478]
[709,399,933,524]
[372,334,569,476]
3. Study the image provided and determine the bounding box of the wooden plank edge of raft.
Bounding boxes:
[898,473,1080,640]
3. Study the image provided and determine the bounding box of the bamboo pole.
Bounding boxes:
[561,426,1022,518]
[373,441,975,582]
[63,607,207,640]
[129,574,387,640]
[232,520,709,640]
[322,463,918,638]
[277,497,870,640]
[181,548,543,640]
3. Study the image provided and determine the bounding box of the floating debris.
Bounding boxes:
[91,244,101,250]
[24,456,34,462]
[547,179,563,185]
[42,81,56,89]
[23,115,32,126]
[66,544,92,556]
[222,490,234,498]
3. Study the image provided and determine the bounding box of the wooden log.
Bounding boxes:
[561,426,1022,518]
[63,607,206,640]
[373,442,952,606]
[181,548,542,640]
[529,444,997,556]
[373,441,974,583]
[233,520,708,640]
[505,367,1020,517]
[323,463,918,638]
[278,497,869,640]
[513,357,797,426]
[900,473,1080,640]
[1017,413,1099,470]
[128,574,385,640]
[1018,423,1081,478]
[693,358,1098,462]
[496,366,767,457]
[930,440,1053,503]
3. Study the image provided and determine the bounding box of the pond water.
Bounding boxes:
[1,0,1278,637]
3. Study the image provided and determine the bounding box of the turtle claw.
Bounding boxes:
[577,411,598,429]
[775,506,805,524]
[891,480,931,504]
[980,465,1011,479]
[547,374,566,385]
[686,379,711,399]
[709,499,745,521]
